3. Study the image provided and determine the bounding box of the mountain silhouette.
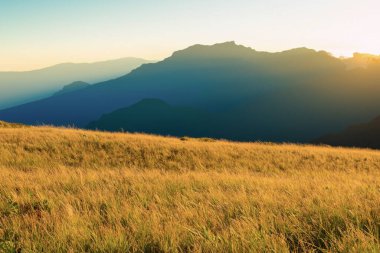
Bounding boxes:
[314,116,380,149]
[1,42,380,142]
[53,81,90,96]
[87,99,214,137]
[0,57,153,109]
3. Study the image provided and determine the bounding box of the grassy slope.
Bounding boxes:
[0,126,380,252]
[0,121,26,129]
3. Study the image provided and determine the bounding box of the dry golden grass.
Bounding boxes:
[0,126,380,252]
[0,121,26,129]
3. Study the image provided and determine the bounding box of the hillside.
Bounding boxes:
[316,115,380,149]
[0,57,152,109]
[0,120,25,128]
[1,42,380,142]
[53,81,90,96]
[87,99,214,137]
[0,124,379,252]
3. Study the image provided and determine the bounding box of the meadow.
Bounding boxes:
[0,124,379,252]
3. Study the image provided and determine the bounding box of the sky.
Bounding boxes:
[1,0,380,71]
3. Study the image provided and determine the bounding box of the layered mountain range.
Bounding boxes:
[1,42,380,143]
[0,57,152,109]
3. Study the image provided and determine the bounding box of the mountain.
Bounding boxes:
[0,57,153,109]
[53,81,90,96]
[1,42,380,142]
[342,53,380,70]
[315,116,380,149]
[87,99,214,137]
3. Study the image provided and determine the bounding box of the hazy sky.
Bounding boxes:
[1,0,380,71]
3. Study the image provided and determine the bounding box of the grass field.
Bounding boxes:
[0,125,380,252]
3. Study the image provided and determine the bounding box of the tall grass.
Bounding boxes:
[0,126,380,252]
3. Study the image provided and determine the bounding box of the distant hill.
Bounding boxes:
[1,42,380,142]
[0,57,153,109]
[315,116,380,149]
[53,81,90,96]
[87,99,213,137]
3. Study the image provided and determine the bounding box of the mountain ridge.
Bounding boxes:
[315,116,380,149]
[87,98,213,137]
[1,42,380,142]
[0,57,152,73]
[53,81,91,96]
[0,57,153,109]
